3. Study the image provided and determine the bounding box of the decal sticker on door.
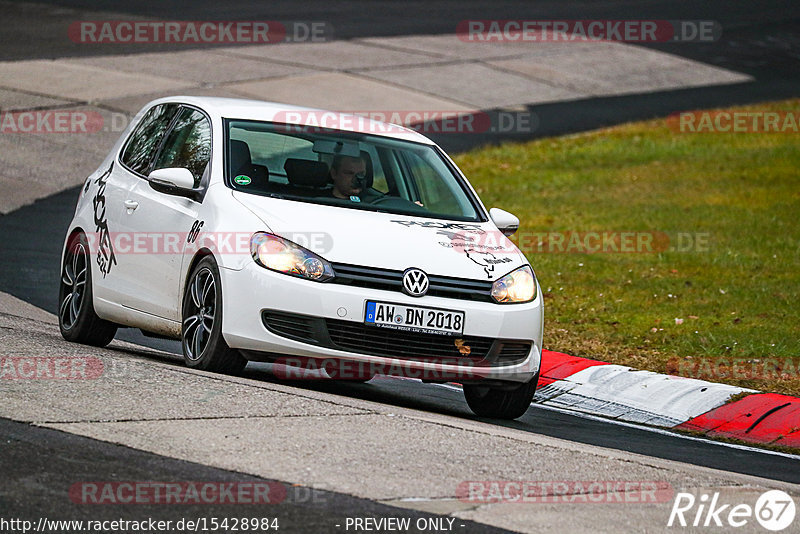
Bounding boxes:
[92,162,117,277]
[187,220,204,243]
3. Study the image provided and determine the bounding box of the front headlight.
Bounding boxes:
[491,265,536,303]
[250,232,334,282]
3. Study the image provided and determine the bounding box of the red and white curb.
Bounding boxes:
[536,350,800,448]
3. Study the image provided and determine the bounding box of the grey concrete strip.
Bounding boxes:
[0,60,191,102]
[0,174,57,215]
[14,104,129,153]
[98,87,248,115]
[0,291,56,323]
[63,50,314,84]
[219,40,450,70]
[227,72,476,112]
[450,486,779,534]
[362,63,585,109]
[0,87,73,111]
[0,313,368,423]
[0,105,124,213]
[0,133,99,214]
[489,46,752,97]
[45,414,728,500]
[356,34,587,60]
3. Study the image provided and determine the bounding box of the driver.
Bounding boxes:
[328,154,367,201]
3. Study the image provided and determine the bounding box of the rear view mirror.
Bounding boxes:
[312,139,360,157]
[147,168,199,201]
[489,207,520,237]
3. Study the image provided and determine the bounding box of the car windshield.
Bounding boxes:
[225,119,483,222]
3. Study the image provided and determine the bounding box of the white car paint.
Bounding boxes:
[63,96,543,386]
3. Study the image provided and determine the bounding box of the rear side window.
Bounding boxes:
[120,104,179,175]
[152,108,212,187]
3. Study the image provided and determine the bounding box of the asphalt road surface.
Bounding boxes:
[1,186,799,488]
[0,417,512,533]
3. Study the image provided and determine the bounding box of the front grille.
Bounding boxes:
[325,318,493,362]
[497,342,532,363]
[262,311,317,343]
[330,263,494,302]
[261,311,531,366]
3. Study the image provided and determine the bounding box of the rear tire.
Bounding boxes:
[463,373,538,420]
[181,256,246,375]
[58,232,117,347]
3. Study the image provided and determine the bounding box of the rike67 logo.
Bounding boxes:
[668,490,796,531]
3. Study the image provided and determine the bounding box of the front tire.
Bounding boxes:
[181,256,246,375]
[58,232,117,346]
[463,373,538,420]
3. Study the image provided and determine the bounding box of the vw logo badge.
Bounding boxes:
[402,268,429,297]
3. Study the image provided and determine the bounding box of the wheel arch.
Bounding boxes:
[61,226,86,263]
[180,247,216,317]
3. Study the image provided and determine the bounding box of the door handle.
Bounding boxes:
[124,200,139,211]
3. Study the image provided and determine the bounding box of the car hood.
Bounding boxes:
[231,191,527,281]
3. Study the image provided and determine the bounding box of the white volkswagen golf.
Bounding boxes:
[59,96,543,419]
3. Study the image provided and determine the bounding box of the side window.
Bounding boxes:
[152,108,212,187]
[120,104,179,175]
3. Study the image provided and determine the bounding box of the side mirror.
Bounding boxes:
[147,168,199,200]
[489,207,520,237]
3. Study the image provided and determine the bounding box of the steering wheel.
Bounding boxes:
[369,194,395,206]
[368,195,427,212]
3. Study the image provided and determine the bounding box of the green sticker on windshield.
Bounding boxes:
[234,175,251,186]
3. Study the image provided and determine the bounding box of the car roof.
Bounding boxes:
[145,95,437,145]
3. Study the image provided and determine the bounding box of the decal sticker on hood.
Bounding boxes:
[436,230,513,278]
[391,219,485,233]
[466,249,512,278]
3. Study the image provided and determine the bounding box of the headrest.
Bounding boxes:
[284,158,330,187]
[230,140,252,172]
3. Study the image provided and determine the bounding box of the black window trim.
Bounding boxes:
[117,102,181,179]
[117,102,214,203]
[222,118,489,223]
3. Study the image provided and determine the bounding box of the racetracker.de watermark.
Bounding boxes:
[668,110,800,133]
[0,357,103,380]
[666,357,800,382]
[0,110,107,134]
[69,21,332,44]
[272,357,496,381]
[84,231,333,255]
[457,480,674,504]
[69,482,286,504]
[456,20,721,43]
[441,230,710,254]
[81,230,711,258]
[273,110,537,135]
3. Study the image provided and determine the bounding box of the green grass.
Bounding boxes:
[454,100,800,396]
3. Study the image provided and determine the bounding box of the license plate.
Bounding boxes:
[364,301,464,335]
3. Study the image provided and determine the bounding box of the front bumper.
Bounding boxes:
[219,261,543,383]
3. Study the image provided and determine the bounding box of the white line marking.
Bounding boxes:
[434,383,800,460]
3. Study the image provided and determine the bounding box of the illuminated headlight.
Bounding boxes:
[250,232,334,282]
[491,265,536,303]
